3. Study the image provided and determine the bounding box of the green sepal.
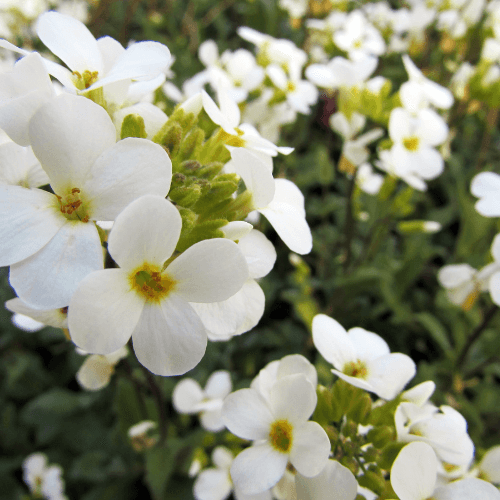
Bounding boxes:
[357,469,386,495]
[377,174,397,202]
[176,219,228,252]
[346,391,372,425]
[193,179,239,214]
[368,396,401,426]
[177,207,197,233]
[330,379,365,422]
[159,122,182,158]
[312,385,336,427]
[366,425,395,449]
[168,185,202,208]
[120,114,147,139]
[377,441,406,470]
[178,127,205,162]
[390,185,414,217]
[197,162,224,179]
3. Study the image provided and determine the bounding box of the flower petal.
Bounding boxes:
[82,138,172,221]
[107,195,181,270]
[132,296,207,376]
[167,238,248,303]
[36,11,103,74]
[5,298,68,329]
[434,478,500,500]
[200,407,225,432]
[172,378,204,413]
[238,230,276,279]
[230,443,288,495]
[269,374,317,425]
[295,460,358,500]
[205,370,232,399]
[194,468,232,500]
[0,186,65,266]
[233,280,265,336]
[312,314,356,369]
[29,94,116,193]
[76,355,114,391]
[289,421,330,477]
[10,221,103,309]
[391,442,438,500]
[68,269,144,353]
[222,388,274,440]
[347,327,390,360]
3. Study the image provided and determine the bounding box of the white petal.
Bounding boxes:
[172,378,204,413]
[277,355,318,388]
[199,40,219,67]
[269,374,317,425]
[29,94,116,193]
[289,421,331,477]
[205,370,232,399]
[202,90,236,134]
[200,407,225,432]
[471,172,500,198]
[221,221,253,241]
[5,298,68,329]
[167,239,248,303]
[391,442,438,500]
[416,109,448,147]
[107,195,181,270]
[312,314,356,369]
[230,443,288,495]
[82,138,172,220]
[402,381,436,406]
[479,446,500,483]
[366,353,416,400]
[0,186,65,266]
[194,468,232,500]
[238,230,276,279]
[87,41,171,90]
[132,296,207,376]
[347,327,390,360]
[96,36,125,74]
[68,269,144,354]
[438,264,476,289]
[36,11,103,73]
[295,460,358,500]
[434,478,500,500]
[76,355,114,391]
[389,108,412,143]
[11,314,45,332]
[217,86,241,130]
[233,280,265,336]
[222,389,274,440]
[10,221,103,309]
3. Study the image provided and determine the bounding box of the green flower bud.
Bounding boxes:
[367,425,395,449]
[120,113,147,139]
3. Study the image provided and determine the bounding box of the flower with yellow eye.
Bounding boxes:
[221,373,330,495]
[68,195,248,376]
[312,314,416,400]
[0,93,171,309]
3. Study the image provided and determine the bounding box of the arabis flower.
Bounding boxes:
[222,374,330,495]
[173,371,232,431]
[312,314,416,400]
[23,453,67,500]
[68,195,248,376]
[0,93,172,309]
[471,171,500,217]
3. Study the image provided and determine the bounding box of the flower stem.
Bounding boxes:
[140,365,169,444]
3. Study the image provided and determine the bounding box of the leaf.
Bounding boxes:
[414,312,453,355]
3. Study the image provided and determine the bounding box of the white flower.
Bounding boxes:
[23,453,67,500]
[295,460,358,500]
[401,380,436,407]
[128,420,158,451]
[395,402,475,467]
[0,11,171,99]
[76,346,128,391]
[194,447,273,500]
[225,148,312,255]
[356,163,384,194]
[222,374,330,495]
[0,93,172,309]
[391,442,500,500]
[173,371,232,432]
[68,195,248,376]
[6,298,68,331]
[312,314,416,400]
[471,171,500,217]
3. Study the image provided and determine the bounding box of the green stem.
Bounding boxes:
[140,365,169,444]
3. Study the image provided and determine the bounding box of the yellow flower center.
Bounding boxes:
[56,187,89,222]
[403,136,420,152]
[129,264,177,302]
[286,81,296,92]
[343,360,368,379]
[269,419,293,453]
[72,69,99,90]
[217,128,246,148]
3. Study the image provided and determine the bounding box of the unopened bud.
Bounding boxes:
[128,421,158,452]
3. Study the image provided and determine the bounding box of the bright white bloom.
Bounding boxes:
[356,163,384,195]
[222,373,330,495]
[0,53,56,146]
[23,453,67,500]
[395,402,475,467]
[173,371,232,432]
[333,10,386,58]
[474,446,500,484]
[295,460,358,500]
[471,171,500,217]
[387,107,448,190]
[192,229,276,341]
[225,147,312,255]
[402,380,436,407]
[251,354,318,404]
[0,11,171,100]
[438,262,499,309]
[312,314,416,400]
[391,442,500,500]
[68,195,248,376]
[6,297,68,332]
[194,446,273,500]
[0,93,172,309]
[76,346,128,391]
[400,55,454,112]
